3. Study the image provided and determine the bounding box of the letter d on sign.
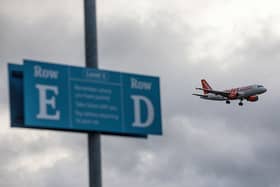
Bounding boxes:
[131,95,154,128]
[36,84,60,120]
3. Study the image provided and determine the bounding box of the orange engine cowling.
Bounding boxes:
[247,95,259,102]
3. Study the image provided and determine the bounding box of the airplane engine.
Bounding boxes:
[247,95,259,102]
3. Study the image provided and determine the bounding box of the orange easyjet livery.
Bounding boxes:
[192,79,267,106]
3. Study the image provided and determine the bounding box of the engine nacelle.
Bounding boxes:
[247,95,259,102]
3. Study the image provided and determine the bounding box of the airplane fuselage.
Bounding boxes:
[193,79,267,106]
[200,84,267,101]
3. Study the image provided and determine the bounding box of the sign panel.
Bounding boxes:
[18,60,162,136]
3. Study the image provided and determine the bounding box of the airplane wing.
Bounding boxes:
[196,88,229,97]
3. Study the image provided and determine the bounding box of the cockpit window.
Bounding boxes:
[257,85,263,88]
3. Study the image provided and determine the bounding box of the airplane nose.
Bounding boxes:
[262,88,267,93]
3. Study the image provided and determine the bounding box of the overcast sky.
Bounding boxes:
[1,0,280,186]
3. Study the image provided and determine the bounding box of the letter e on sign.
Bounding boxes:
[36,84,60,120]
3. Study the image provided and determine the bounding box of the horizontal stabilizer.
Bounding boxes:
[192,93,206,97]
[196,88,210,91]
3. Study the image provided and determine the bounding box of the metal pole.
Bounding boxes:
[84,0,98,68]
[84,0,102,187]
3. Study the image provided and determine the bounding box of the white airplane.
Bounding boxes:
[192,79,267,106]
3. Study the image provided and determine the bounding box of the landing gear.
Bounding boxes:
[238,98,244,106]
[226,100,230,104]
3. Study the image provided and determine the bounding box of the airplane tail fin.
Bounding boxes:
[201,79,212,94]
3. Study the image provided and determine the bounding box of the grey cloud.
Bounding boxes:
[99,15,280,187]
[1,1,280,187]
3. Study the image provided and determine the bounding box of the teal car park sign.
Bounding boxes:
[8,60,162,137]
